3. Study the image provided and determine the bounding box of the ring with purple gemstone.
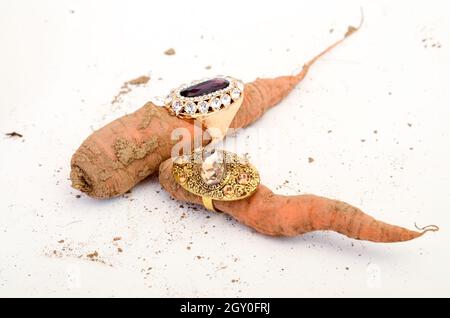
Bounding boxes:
[165,76,244,142]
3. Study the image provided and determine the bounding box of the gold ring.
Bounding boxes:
[165,76,244,143]
[172,149,260,212]
[202,197,216,212]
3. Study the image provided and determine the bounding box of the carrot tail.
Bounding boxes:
[293,7,364,84]
[159,160,437,243]
[232,9,365,130]
[272,194,438,243]
[232,192,438,243]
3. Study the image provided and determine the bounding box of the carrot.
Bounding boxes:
[71,19,362,199]
[159,159,438,243]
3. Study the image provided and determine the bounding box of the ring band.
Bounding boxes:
[173,149,260,212]
[165,76,244,143]
[202,197,217,212]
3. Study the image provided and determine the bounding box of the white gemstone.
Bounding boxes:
[198,100,209,113]
[231,88,241,100]
[236,81,244,91]
[184,101,197,114]
[165,94,173,105]
[151,96,165,106]
[171,100,183,114]
[221,94,231,106]
[200,150,225,185]
[210,97,221,110]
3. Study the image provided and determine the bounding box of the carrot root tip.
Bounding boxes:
[414,223,440,236]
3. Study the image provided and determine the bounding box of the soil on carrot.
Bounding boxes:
[112,75,150,105]
[113,136,159,166]
[5,131,23,138]
[345,25,358,37]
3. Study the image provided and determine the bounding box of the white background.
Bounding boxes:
[1,0,449,297]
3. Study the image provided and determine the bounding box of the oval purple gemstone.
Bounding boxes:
[180,78,229,98]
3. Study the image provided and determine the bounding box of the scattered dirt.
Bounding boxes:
[113,237,122,242]
[44,242,113,266]
[5,131,23,138]
[86,251,98,259]
[117,248,123,253]
[329,28,334,34]
[127,76,150,85]
[422,37,441,49]
[308,157,314,163]
[205,65,212,70]
[407,123,412,127]
[112,75,150,105]
[164,48,176,56]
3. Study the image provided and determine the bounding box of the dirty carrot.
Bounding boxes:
[158,159,438,243]
[71,20,362,199]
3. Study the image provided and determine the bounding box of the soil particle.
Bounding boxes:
[112,75,150,104]
[86,251,98,259]
[5,132,23,138]
[164,48,176,56]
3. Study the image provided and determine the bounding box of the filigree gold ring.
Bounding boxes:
[172,149,260,212]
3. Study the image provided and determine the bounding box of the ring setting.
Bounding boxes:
[165,76,244,118]
[172,149,260,212]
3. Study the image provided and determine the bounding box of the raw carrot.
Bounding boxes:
[71,19,362,199]
[159,159,438,243]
